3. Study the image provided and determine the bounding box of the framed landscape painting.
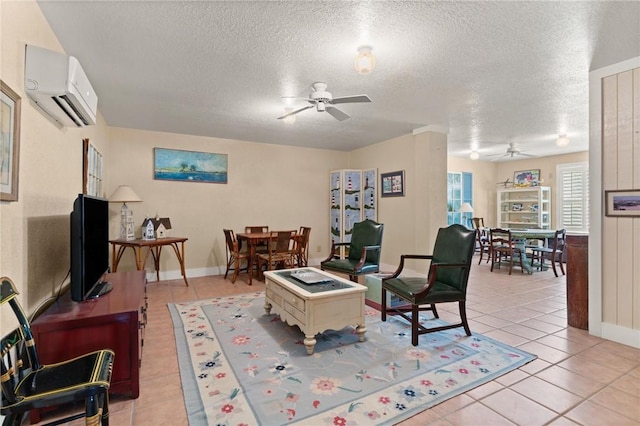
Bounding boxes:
[154,148,227,184]
[605,189,640,217]
[1,80,21,201]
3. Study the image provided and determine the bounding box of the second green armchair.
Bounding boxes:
[321,219,384,282]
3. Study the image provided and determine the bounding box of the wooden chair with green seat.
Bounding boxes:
[380,224,476,346]
[530,229,566,277]
[320,219,384,282]
[1,276,115,426]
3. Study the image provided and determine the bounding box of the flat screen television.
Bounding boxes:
[70,194,112,302]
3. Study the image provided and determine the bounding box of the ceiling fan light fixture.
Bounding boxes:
[469,151,480,160]
[556,134,570,147]
[282,108,296,124]
[355,45,375,75]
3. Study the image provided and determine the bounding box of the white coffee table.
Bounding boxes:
[263,267,367,355]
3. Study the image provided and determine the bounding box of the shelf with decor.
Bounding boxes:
[497,186,551,229]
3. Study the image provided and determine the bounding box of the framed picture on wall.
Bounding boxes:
[1,80,21,201]
[381,170,405,197]
[513,169,540,187]
[605,189,640,217]
[154,148,228,184]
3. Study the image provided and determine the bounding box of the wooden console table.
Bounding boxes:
[30,271,147,422]
[110,236,188,285]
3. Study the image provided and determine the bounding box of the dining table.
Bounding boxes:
[236,231,305,285]
[508,229,557,273]
[483,228,558,274]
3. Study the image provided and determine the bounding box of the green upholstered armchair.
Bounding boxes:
[320,219,384,282]
[381,224,475,346]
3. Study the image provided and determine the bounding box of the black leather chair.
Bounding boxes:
[321,219,384,282]
[1,277,114,426]
[381,224,475,346]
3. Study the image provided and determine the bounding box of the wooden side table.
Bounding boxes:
[110,237,188,285]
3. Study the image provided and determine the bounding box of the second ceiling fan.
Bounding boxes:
[489,142,537,160]
[278,82,371,122]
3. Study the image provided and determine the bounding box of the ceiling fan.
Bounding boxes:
[489,142,537,160]
[277,82,371,122]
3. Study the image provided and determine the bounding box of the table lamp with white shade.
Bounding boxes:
[108,185,142,240]
[458,202,474,228]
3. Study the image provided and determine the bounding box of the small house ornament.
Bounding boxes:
[142,218,155,240]
[141,216,172,240]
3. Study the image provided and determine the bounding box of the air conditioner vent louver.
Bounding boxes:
[54,95,91,126]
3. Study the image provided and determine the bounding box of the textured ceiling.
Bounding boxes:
[37,1,640,160]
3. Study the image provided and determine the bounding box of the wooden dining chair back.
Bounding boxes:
[471,217,485,229]
[294,226,311,267]
[475,228,491,264]
[245,226,268,233]
[489,228,525,275]
[1,276,115,426]
[380,224,476,346]
[223,229,249,283]
[245,226,269,255]
[530,229,566,277]
[257,230,296,277]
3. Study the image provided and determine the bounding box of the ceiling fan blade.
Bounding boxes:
[326,106,350,121]
[518,153,537,157]
[331,95,371,104]
[277,105,314,120]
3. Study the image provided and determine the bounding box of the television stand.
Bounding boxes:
[86,280,113,299]
[30,271,147,423]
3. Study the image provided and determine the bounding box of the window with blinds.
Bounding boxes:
[556,162,589,232]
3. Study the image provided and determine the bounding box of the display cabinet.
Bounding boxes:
[497,186,551,229]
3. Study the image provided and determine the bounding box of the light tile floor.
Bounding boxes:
[37,256,640,425]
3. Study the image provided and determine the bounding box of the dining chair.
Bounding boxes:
[471,217,485,229]
[470,218,490,264]
[530,229,566,277]
[257,230,297,278]
[294,226,311,267]
[380,224,476,346]
[320,219,384,282]
[244,226,269,252]
[223,229,249,283]
[489,228,525,275]
[1,276,115,426]
[475,228,491,264]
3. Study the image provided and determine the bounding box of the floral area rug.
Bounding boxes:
[168,292,536,425]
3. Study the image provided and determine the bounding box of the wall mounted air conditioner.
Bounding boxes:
[25,45,98,127]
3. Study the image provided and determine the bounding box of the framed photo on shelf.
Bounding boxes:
[381,170,405,197]
[1,80,21,201]
[513,169,540,187]
[605,189,640,217]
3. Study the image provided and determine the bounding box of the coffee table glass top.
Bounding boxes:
[275,269,354,293]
